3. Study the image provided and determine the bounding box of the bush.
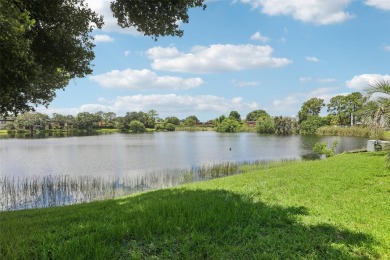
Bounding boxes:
[313,140,338,158]
[256,116,275,134]
[300,115,323,135]
[216,118,242,133]
[129,120,146,133]
[164,123,176,131]
[274,116,297,135]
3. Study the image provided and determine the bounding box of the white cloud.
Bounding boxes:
[384,45,390,52]
[299,77,312,83]
[90,69,204,90]
[240,0,354,25]
[250,32,269,42]
[124,51,130,57]
[94,34,114,43]
[318,78,336,83]
[307,87,339,102]
[365,0,390,10]
[346,74,390,90]
[278,37,287,43]
[148,44,292,73]
[231,79,261,87]
[272,95,299,111]
[146,46,181,59]
[38,94,259,120]
[86,0,141,36]
[270,87,341,115]
[305,56,320,62]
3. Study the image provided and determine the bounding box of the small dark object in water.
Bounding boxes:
[229,147,231,151]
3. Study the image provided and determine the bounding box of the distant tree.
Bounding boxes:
[184,115,199,126]
[274,116,296,135]
[256,116,275,134]
[299,115,324,135]
[129,120,146,133]
[52,113,71,129]
[216,118,241,133]
[74,112,98,130]
[14,112,49,131]
[148,109,158,120]
[298,98,325,124]
[165,116,180,126]
[214,115,226,125]
[124,111,154,128]
[103,112,116,128]
[327,95,349,126]
[228,111,241,122]
[115,116,128,132]
[246,110,269,121]
[344,92,364,125]
[327,92,363,126]
[164,123,176,131]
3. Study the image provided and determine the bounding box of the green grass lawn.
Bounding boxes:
[1,152,389,259]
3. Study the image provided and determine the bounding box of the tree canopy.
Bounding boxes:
[0,0,206,116]
[327,92,363,126]
[298,98,325,124]
[246,109,269,122]
[111,0,206,40]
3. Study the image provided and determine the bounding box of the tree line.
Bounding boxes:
[1,81,389,135]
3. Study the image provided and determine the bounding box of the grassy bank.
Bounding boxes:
[1,152,389,259]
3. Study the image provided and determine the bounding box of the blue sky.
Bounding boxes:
[37,0,390,121]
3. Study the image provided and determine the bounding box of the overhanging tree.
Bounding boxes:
[111,0,206,40]
[0,0,206,116]
[0,0,103,116]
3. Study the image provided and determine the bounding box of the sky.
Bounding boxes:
[37,0,390,121]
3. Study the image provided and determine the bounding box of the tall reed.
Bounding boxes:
[0,159,291,211]
[316,126,378,138]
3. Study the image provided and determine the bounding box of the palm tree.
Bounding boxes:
[360,80,390,138]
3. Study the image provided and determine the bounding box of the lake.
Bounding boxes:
[0,132,367,210]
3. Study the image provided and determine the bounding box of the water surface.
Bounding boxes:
[0,132,367,178]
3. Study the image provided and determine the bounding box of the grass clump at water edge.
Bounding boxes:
[0,152,389,259]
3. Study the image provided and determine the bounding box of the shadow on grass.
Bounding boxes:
[1,188,379,259]
[112,189,378,259]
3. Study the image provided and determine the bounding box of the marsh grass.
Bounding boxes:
[1,159,290,211]
[316,125,380,138]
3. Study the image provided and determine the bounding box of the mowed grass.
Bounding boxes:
[0,152,389,259]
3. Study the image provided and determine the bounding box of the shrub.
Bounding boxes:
[164,123,176,131]
[256,116,275,134]
[313,139,338,158]
[274,116,297,135]
[300,115,323,135]
[216,118,242,133]
[129,120,146,133]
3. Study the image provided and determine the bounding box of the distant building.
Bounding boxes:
[245,121,257,127]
